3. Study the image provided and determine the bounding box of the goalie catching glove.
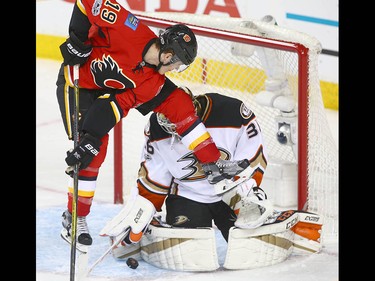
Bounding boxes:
[222,178,274,229]
[65,133,102,174]
[100,187,156,246]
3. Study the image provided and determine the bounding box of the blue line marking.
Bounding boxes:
[286,13,338,27]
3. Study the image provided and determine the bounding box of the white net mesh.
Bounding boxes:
[116,12,338,241]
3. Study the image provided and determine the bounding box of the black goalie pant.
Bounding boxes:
[165,194,236,242]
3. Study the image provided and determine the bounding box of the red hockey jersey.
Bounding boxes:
[63,0,221,163]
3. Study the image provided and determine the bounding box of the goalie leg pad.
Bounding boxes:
[224,210,301,269]
[224,226,295,270]
[291,211,323,254]
[100,187,156,238]
[140,224,219,271]
[110,236,141,260]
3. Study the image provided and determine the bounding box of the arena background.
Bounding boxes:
[36,0,338,110]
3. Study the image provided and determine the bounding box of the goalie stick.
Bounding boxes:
[76,250,89,281]
[86,228,131,275]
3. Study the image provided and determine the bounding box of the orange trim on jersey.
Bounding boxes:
[138,182,167,212]
[199,95,213,122]
[252,171,264,187]
[188,132,211,150]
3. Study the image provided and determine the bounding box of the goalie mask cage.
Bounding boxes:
[112,12,338,241]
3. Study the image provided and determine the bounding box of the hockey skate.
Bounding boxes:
[202,158,250,184]
[61,209,92,253]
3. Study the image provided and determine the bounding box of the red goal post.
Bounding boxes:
[112,12,338,240]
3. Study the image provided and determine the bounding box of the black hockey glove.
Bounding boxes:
[60,31,92,66]
[65,133,102,171]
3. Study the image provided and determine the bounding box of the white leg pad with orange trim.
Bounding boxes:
[100,186,156,243]
[224,210,323,269]
[224,210,299,270]
[140,224,219,271]
[291,211,323,253]
[110,238,142,260]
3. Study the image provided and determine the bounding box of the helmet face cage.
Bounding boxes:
[156,87,198,137]
[159,24,198,66]
[156,113,178,137]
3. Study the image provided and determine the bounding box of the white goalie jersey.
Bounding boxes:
[108,94,323,271]
[137,93,268,211]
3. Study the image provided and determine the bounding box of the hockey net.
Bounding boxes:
[112,12,338,241]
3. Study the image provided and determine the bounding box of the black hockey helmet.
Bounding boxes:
[159,24,198,66]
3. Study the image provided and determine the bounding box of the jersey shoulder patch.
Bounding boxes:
[240,103,253,119]
[125,13,140,30]
[203,93,254,127]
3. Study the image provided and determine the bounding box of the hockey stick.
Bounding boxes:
[86,229,130,275]
[70,64,81,281]
[76,250,89,281]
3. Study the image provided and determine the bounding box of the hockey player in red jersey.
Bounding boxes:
[57,0,249,251]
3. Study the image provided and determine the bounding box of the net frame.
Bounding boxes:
[112,12,338,240]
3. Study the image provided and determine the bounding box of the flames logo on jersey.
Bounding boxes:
[90,55,136,89]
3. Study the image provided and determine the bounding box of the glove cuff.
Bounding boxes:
[82,132,102,147]
[69,31,92,50]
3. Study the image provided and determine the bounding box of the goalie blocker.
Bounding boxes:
[112,210,322,271]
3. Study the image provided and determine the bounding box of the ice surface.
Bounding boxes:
[36,58,338,281]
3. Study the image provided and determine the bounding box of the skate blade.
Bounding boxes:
[60,229,89,254]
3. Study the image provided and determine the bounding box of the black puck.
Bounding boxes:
[126,257,139,269]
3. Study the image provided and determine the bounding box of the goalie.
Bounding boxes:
[100,87,323,271]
